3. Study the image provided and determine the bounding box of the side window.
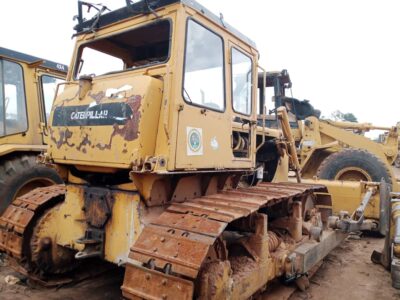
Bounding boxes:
[41,75,64,123]
[183,20,225,111]
[0,60,27,137]
[231,48,252,115]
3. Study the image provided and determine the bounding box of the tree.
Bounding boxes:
[342,113,358,122]
[330,110,358,122]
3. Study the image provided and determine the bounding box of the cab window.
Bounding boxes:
[41,75,64,123]
[183,19,225,111]
[0,60,27,137]
[75,19,171,78]
[231,48,252,115]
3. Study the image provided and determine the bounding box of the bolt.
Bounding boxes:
[160,237,165,243]
[162,279,168,286]
[40,237,52,250]
[145,274,151,280]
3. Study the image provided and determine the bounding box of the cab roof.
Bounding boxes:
[74,0,256,48]
[0,47,68,74]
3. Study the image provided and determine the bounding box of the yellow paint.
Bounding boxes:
[104,191,141,264]
[301,178,380,219]
[49,76,164,169]
[296,116,398,188]
[38,185,86,251]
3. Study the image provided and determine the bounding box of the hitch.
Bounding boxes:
[328,180,390,233]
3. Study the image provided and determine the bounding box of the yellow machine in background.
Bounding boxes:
[258,70,398,186]
[0,1,350,299]
[0,48,66,214]
[256,70,398,234]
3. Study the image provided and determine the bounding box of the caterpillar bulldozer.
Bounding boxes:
[0,48,67,214]
[0,1,369,299]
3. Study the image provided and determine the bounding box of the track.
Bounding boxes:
[0,185,66,260]
[122,182,331,299]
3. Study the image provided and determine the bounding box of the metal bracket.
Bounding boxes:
[75,227,105,259]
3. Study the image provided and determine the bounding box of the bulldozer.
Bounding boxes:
[0,1,364,299]
[0,47,67,214]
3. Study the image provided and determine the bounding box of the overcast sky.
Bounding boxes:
[1,0,399,132]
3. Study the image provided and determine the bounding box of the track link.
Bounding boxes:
[0,185,66,259]
[122,182,330,299]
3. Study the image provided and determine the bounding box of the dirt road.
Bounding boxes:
[290,236,399,300]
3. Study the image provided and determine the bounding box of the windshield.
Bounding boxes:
[75,19,171,78]
[0,59,27,137]
[41,75,64,123]
[183,19,225,111]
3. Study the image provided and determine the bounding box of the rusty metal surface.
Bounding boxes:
[83,187,114,228]
[123,182,330,299]
[122,264,194,300]
[0,185,66,259]
[129,225,212,278]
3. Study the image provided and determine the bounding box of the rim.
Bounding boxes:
[14,177,57,199]
[334,167,372,182]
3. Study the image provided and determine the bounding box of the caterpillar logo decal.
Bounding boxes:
[52,102,133,127]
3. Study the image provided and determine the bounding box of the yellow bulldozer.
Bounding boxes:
[0,1,390,299]
[0,47,67,214]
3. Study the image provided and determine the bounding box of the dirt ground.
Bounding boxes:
[289,236,399,300]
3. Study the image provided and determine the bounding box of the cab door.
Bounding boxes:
[229,43,256,165]
[175,19,232,169]
[37,71,64,144]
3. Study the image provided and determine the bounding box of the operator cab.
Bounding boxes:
[49,0,264,173]
[0,47,66,142]
[256,69,320,130]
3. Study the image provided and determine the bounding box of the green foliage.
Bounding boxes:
[330,110,358,122]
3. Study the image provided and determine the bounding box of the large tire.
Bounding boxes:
[0,155,63,215]
[395,154,400,168]
[317,149,392,184]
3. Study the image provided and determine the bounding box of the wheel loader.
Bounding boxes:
[0,47,67,214]
[0,1,362,299]
[258,69,399,188]
[254,70,398,236]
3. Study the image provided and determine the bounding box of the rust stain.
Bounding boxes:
[113,95,141,141]
[76,134,92,152]
[49,128,75,149]
[96,94,142,150]
[58,91,79,106]
[89,91,106,104]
